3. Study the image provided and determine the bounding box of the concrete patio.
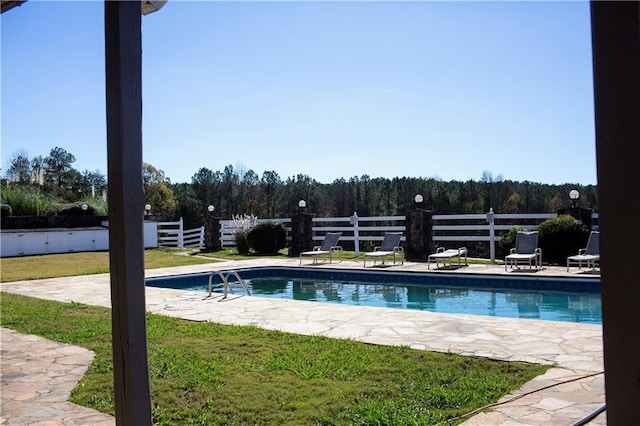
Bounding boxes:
[0,258,605,425]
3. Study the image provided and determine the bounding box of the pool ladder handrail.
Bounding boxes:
[208,270,251,298]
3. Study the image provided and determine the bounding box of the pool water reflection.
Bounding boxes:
[147,271,601,324]
[247,278,601,324]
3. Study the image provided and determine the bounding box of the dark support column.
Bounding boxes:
[591,2,640,423]
[205,215,221,252]
[289,213,313,257]
[405,209,433,261]
[105,1,152,425]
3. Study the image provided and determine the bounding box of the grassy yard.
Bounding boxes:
[1,292,548,425]
[1,249,540,424]
[0,248,218,282]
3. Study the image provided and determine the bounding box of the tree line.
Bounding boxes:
[2,148,598,228]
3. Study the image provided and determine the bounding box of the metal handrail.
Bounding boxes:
[208,270,251,298]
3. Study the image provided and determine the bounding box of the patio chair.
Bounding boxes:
[505,231,542,271]
[299,232,343,264]
[567,231,600,272]
[427,247,468,270]
[363,232,404,267]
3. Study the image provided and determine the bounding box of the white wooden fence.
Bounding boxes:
[157,218,204,249]
[219,214,406,256]
[216,211,599,262]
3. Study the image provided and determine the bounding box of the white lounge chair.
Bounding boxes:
[363,232,404,267]
[505,231,542,271]
[428,247,468,270]
[567,231,600,272]
[299,232,343,264]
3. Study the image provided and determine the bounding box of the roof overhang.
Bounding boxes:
[1,0,28,14]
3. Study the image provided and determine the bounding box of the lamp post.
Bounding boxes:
[144,204,151,219]
[558,189,591,230]
[290,199,313,257]
[205,205,220,252]
[405,194,433,261]
[569,189,580,208]
[81,203,89,213]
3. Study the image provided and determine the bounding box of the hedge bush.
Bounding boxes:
[537,215,589,265]
[234,230,251,255]
[247,222,287,254]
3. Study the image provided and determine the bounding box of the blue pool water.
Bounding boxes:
[146,267,602,324]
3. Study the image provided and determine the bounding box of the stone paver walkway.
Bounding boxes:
[0,328,115,425]
[1,259,606,425]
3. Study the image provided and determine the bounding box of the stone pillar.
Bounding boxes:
[289,213,313,257]
[204,215,221,252]
[405,209,433,261]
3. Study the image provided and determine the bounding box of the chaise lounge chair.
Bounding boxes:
[505,231,542,271]
[363,232,404,267]
[427,247,468,270]
[567,231,600,272]
[299,232,343,264]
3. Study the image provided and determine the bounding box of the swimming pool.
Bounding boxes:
[146,267,602,324]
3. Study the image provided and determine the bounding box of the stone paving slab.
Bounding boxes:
[0,328,115,425]
[1,258,606,425]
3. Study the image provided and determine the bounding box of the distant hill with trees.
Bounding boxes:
[2,147,598,228]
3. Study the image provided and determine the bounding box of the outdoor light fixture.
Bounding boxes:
[144,204,151,214]
[414,194,424,204]
[298,199,307,214]
[81,203,88,211]
[141,0,167,15]
[207,205,215,213]
[569,189,580,207]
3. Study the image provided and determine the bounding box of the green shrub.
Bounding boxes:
[234,229,251,255]
[58,204,98,216]
[1,185,59,216]
[538,215,589,265]
[247,222,287,254]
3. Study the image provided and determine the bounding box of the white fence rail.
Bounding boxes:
[219,214,406,256]
[0,211,598,258]
[311,214,406,256]
[157,218,204,249]
[216,211,598,262]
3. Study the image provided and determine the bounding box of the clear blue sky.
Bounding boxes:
[2,0,597,185]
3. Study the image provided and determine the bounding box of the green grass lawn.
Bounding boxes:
[2,249,539,424]
[0,248,219,282]
[1,292,549,425]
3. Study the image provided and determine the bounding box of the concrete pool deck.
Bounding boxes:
[1,258,605,425]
